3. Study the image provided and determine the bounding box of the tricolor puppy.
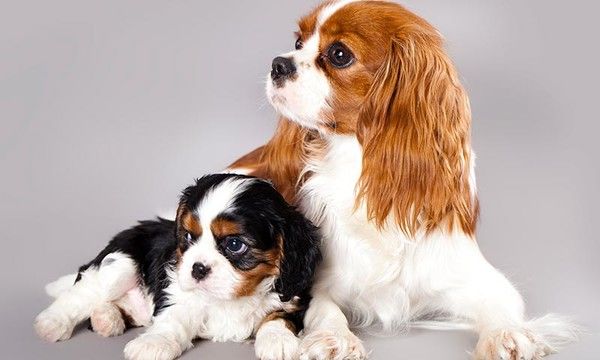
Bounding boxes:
[34,174,321,360]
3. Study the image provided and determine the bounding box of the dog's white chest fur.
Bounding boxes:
[163,277,285,343]
[300,135,414,327]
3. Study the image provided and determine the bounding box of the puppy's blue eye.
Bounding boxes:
[185,232,193,242]
[225,237,248,256]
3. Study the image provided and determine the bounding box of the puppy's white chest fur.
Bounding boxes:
[300,135,412,327]
[164,277,284,343]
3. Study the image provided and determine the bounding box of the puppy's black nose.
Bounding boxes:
[271,56,296,81]
[191,262,211,281]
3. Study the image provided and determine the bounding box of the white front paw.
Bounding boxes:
[255,321,300,360]
[34,311,74,342]
[475,328,542,360]
[299,329,367,360]
[124,334,182,360]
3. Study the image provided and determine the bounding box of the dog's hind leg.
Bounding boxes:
[34,252,138,342]
[90,302,126,337]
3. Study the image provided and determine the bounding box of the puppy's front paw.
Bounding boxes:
[90,303,125,337]
[124,334,182,360]
[299,329,367,360]
[34,311,74,342]
[255,320,299,360]
[474,328,542,360]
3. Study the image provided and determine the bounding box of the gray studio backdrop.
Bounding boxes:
[1,0,599,359]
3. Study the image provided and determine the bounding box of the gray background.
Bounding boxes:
[1,0,598,359]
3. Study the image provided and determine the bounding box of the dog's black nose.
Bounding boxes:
[271,56,296,81]
[191,262,211,281]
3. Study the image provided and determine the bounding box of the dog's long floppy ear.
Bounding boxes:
[275,209,321,302]
[356,30,478,237]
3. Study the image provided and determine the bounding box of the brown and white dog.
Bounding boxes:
[229,1,579,359]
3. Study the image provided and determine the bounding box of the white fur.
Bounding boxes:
[255,319,300,360]
[222,167,253,175]
[91,302,126,337]
[44,272,77,298]
[34,252,141,342]
[124,270,286,360]
[266,27,330,129]
[316,0,360,27]
[294,134,579,359]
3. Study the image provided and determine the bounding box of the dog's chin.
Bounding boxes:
[266,77,324,131]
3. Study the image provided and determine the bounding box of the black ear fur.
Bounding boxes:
[275,208,321,302]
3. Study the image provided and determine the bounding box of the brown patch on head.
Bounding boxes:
[232,235,284,298]
[314,1,478,236]
[181,211,202,238]
[175,205,202,265]
[210,217,242,239]
[175,247,183,263]
[297,0,334,39]
[311,2,430,134]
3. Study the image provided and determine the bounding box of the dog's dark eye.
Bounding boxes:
[295,37,303,50]
[327,42,354,68]
[185,232,193,243]
[224,237,248,256]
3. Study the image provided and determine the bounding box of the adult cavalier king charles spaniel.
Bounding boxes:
[230,0,579,359]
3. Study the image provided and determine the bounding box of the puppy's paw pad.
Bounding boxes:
[255,325,299,360]
[124,334,182,360]
[299,329,367,360]
[34,312,73,342]
[475,329,542,360]
[91,303,125,337]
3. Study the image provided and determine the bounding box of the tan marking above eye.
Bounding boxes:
[210,217,242,239]
[181,211,202,238]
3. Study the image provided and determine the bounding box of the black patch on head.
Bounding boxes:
[211,213,260,271]
[179,174,242,211]
[176,174,247,252]
[181,174,321,305]
[229,178,322,302]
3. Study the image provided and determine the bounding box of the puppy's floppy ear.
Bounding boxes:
[356,29,478,237]
[275,208,321,302]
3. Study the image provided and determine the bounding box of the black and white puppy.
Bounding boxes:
[34,174,321,360]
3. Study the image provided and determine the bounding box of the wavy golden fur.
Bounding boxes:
[355,10,478,236]
[232,1,479,238]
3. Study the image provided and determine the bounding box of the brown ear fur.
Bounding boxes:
[356,28,478,237]
[229,118,310,203]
